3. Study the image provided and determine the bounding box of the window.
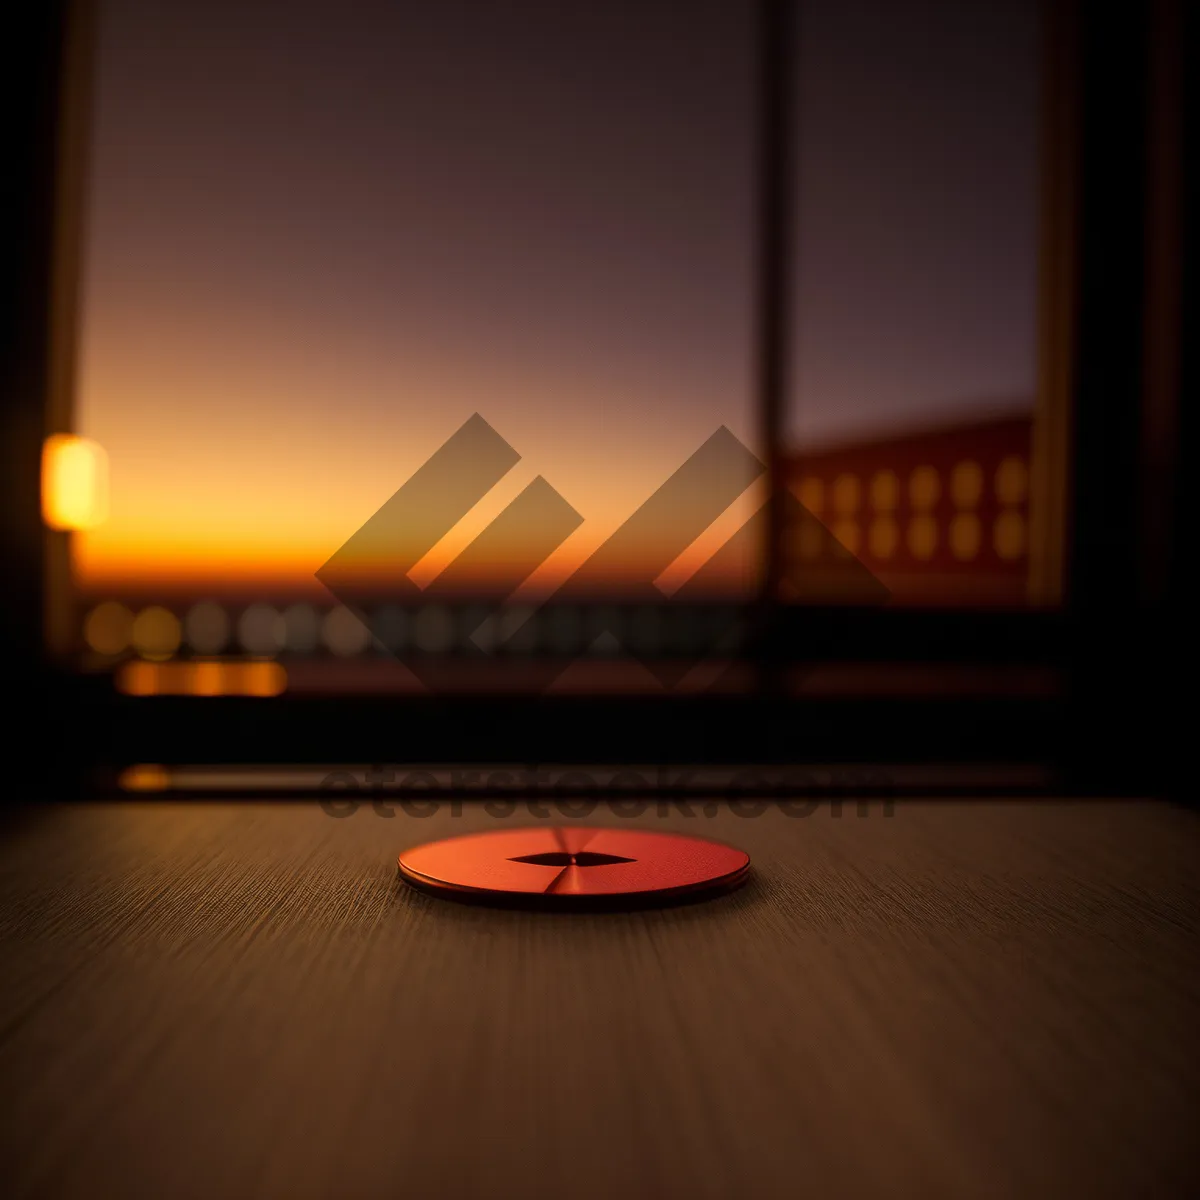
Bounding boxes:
[783,0,1050,609]
[49,0,1069,715]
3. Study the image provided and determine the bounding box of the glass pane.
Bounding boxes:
[784,0,1047,607]
[72,0,761,693]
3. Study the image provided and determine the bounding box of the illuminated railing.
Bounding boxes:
[115,659,287,697]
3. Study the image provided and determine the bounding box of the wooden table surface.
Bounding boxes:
[1,798,1197,1199]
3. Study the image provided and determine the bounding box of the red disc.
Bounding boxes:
[397,826,750,907]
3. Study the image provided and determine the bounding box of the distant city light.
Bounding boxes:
[184,601,230,654]
[951,513,982,560]
[832,474,861,516]
[832,519,861,555]
[244,661,287,696]
[951,461,984,508]
[908,515,938,560]
[908,466,941,511]
[237,604,285,655]
[994,511,1027,560]
[995,457,1029,506]
[84,600,133,655]
[283,603,320,653]
[869,517,899,560]
[131,606,181,660]
[870,471,899,512]
[323,606,371,656]
[797,478,823,515]
[412,605,456,654]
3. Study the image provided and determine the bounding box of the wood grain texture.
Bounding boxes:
[1,799,1198,1199]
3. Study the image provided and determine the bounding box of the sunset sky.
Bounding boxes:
[73,0,1040,600]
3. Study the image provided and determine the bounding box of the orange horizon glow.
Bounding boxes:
[72,439,768,601]
[72,0,1041,612]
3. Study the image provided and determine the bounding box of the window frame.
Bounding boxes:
[20,0,1188,799]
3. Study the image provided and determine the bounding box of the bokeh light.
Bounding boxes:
[237,604,286,655]
[184,601,230,654]
[283,603,321,653]
[131,606,181,660]
[323,606,371,656]
[84,600,133,655]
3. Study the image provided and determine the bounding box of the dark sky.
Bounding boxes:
[76,0,1042,589]
[795,0,1040,442]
